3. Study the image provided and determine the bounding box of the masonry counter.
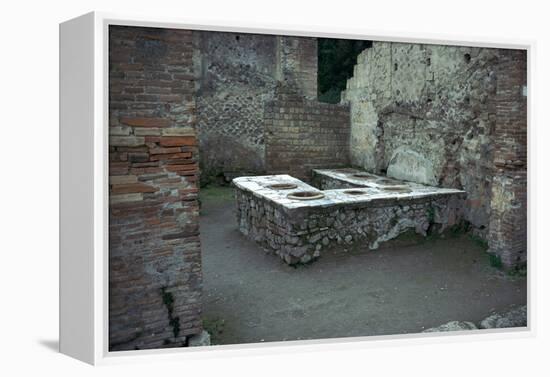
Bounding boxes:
[233,173,465,265]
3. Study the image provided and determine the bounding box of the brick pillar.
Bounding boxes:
[108,26,202,351]
[488,49,527,268]
[276,36,318,99]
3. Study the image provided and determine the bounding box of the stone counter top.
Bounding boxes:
[232,173,465,211]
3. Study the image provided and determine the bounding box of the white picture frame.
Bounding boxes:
[59,11,534,365]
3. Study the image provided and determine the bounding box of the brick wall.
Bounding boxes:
[264,86,350,181]
[488,49,528,268]
[109,26,202,351]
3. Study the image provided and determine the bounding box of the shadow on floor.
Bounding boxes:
[38,339,59,353]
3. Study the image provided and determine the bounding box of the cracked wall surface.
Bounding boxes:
[194,32,278,182]
[341,42,499,237]
[342,43,527,267]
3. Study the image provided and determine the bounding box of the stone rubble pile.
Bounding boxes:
[422,305,527,333]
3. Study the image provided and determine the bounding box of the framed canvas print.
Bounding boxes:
[59,11,531,365]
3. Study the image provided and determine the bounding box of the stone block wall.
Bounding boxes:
[264,88,351,181]
[488,49,528,267]
[236,188,464,265]
[109,26,202,351]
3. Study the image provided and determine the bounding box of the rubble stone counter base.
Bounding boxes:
[233,170,466,265]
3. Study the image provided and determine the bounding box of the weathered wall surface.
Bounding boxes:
[277,36,318,99]
[109,26,202,351]
[194,33,318,183]
[264,86,350,181]
[194,32,278,182]
[488,49,527,267]
[342,42,500,235]
[342,42,527,267]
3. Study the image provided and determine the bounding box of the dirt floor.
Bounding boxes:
[199,186,527,345]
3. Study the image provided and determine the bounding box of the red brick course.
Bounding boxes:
[109,26,202,351]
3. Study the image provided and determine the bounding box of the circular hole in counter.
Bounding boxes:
[343,190,369,196]
[376,178,403,185]
[287,191,325,200]
[351,173,377,180]
[334,168,359,173]
[266,183,298,190]
[380,186,412,194]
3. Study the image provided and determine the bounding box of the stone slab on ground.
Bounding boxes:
[188,330,211,347]
[422,321,478,333]
[479,305,527,329]
[421,305,528,333]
